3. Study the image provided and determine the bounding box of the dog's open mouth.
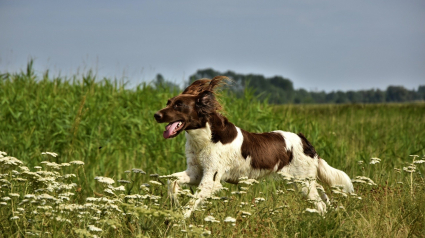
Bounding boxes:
[163,121,185,139]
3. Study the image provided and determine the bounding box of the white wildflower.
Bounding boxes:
[241,211,252,216]
[231,191,247,195]
[351,179,367,184]
[370,157,381,164]
[111,185,125,191]
[149,180,162,186]
[19,166,30,172]
[10,216,20,220]
[34,166,42,170]
[59,196,70,201]
[332,188,348,197]
[413,160,425,164]
[353,176,377,186]
[117,179,131,184]
[0,179,11,184]
[0,156,23,166]
[131,168,146,174]
[37,193,56,200]
[0,202,7,206]
[304,208,320,214]
[35,170,57,176]
[125,194,142,199]
[254,197,266,203]
[403,166,416,173]
[88,225,102,232]
[37,205,53,210]
[94,176,115,185]
[44,161,61,170]
[358,161,364,165]
[86,197,97,202]
[0,151,7,157]
[202,230,212,236]
[56,216,71,223]
[60,163,71,167]
[159,174,179,179]
[224,216,236,223]
[12,170,21,175]
[9,193,20,198]
[239,179,259,185]
[2,197,11,201]
[204,215,220,223]
[41,152,58,157]
[69,160,85,165]
[104,188,115,195]
[64,174,76,179]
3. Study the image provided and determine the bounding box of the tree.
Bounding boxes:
[386,86,409,102]
[417,85,425,100]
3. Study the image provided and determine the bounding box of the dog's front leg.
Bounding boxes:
[168,167,202,204]
[183,170,223,218]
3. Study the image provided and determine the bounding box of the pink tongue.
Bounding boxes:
[163,121,180,139]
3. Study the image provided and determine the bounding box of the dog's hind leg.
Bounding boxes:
[294,178,327,215]
[315,183,330,205]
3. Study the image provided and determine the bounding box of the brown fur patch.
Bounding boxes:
[241,130,293,170]
[297,133,317,158]
[209,113,238,144]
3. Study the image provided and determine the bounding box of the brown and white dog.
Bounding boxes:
[154,76,353,218]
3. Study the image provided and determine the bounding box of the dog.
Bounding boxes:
[154,76,354,218]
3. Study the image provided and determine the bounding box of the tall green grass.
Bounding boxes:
[0,64,424,237]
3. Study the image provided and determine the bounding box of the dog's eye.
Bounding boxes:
[175,101,183,108]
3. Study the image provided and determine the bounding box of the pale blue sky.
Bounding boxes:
[1,0,424,91]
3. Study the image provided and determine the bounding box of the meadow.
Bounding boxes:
[0,64,424,237]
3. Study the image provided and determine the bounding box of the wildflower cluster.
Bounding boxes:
[0,151,181,237]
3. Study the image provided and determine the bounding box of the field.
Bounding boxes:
[1,65,424,237]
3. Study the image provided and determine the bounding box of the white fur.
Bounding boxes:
[168,123,354,218]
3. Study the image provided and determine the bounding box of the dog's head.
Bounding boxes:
[154,76,228,139]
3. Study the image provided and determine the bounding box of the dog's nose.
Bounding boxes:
[154,112,162,121]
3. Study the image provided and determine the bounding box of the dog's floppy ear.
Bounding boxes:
[182,79,211,95]
[196,91,217,115]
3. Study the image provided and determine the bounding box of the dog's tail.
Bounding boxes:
[317,158,354,193]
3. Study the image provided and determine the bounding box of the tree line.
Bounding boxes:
[155,68,425,104]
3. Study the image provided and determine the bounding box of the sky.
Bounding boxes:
[1,0,424,92]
